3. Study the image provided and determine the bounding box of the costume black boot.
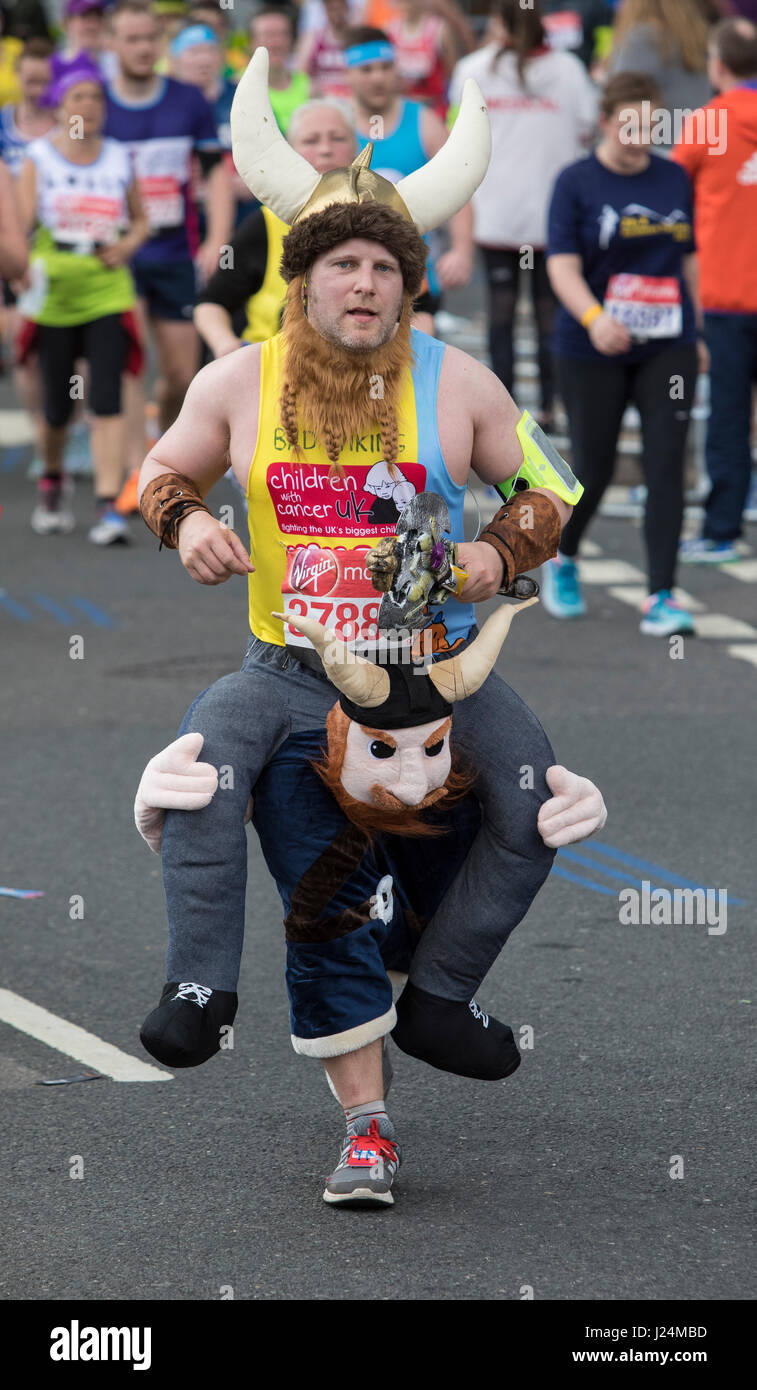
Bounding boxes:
[392,981,521,1080]
[140,982,238,1068]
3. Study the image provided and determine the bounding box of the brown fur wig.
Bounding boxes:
[279,278,415,469]
[280,202,427,298]
[313,704,477,838]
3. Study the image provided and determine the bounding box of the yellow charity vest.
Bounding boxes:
[242,206,288,345]
[247,332,425,659]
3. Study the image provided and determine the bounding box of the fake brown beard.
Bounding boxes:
[313,704,477,839]
[279,278,415,469]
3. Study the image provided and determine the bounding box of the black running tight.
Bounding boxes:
[555,344,698,594]
[480,246,557,414]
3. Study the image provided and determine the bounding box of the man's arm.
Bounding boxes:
[440,348,572,600]
[138,355,257,585]
[194,209,269,357]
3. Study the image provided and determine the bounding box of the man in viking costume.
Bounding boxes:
[136,50,602,1203]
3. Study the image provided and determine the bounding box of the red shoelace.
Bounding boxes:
[347,1118,398,1167]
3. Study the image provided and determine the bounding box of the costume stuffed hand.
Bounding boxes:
[537,764,607,848]
[134,732,221,855]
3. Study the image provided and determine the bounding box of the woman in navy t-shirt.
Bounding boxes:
[545,71,707,637]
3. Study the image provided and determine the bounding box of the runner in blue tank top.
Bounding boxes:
[344,26,474,328]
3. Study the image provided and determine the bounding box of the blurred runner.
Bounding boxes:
[387,0,474,116]
[250,7,311,133]
[15,58,148,541]
[607,0,713,147]
[545,71,705,635]
[104,0,231,510]
[343,25,474,331]
[50,0,115,85]
[169,24,242,231]
[451,0,597,430]
[296,0,353,99]
[194,99,356,357]
[674,16,757,563]
[0,38,53,460]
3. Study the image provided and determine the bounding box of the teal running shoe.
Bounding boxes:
[640,590,695,637]
[540,554,586,618]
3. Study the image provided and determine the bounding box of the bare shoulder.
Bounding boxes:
[188,342,262,417]
[438,342,503,410]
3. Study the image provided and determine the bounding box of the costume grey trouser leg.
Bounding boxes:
[161,642,336,991]
[160,640,555,1000]
[408,668,556,1001]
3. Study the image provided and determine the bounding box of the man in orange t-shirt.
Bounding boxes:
[673,16,757,560]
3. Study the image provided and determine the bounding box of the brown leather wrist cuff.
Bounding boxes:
[139,472,211,550]
[478,489,562,589]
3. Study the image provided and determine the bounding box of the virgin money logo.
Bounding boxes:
[290,546,338,597]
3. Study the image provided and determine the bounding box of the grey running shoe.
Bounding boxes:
[323,1117,401,1208]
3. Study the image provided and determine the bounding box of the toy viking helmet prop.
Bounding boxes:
[230,47,491,235]
[272,602,537,818]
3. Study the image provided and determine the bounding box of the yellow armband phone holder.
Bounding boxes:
[494,411,584,507]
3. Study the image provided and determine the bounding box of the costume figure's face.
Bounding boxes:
[307,237,404,351]
[340,716,452,808]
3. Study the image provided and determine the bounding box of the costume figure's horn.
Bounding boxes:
[230,48,320,222]
[428,598,538,703]
[395,79,491,236]
[271,612,391,707]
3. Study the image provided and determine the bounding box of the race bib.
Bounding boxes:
[52,193,125,245]
[279,543,381,655]
[131,136,191,229]
[603,274,683,340]
[543,10,583,51]
[138,175,183,229]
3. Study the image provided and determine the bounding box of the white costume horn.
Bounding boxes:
[429,598,538,703]
[396,79,491,236]
[272,612,391,707]
[230,48,320,223]
[231,51,490,234]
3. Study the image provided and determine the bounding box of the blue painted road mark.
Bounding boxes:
[68,597,115,628]
[1,447,23,473]
[554,842,746,906]
[0,591,32,621]
[0,591,116,627]
[30,593,74,624]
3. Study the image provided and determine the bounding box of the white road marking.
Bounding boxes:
[578,539,603,557]
[0,409,34,447]
[727,644,757,669]
[579,559,646,585]
[718,559,757,583]
[0,989,172,1082]
[694,614,757,640]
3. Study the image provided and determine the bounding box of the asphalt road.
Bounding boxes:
[1,364,755,1303]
